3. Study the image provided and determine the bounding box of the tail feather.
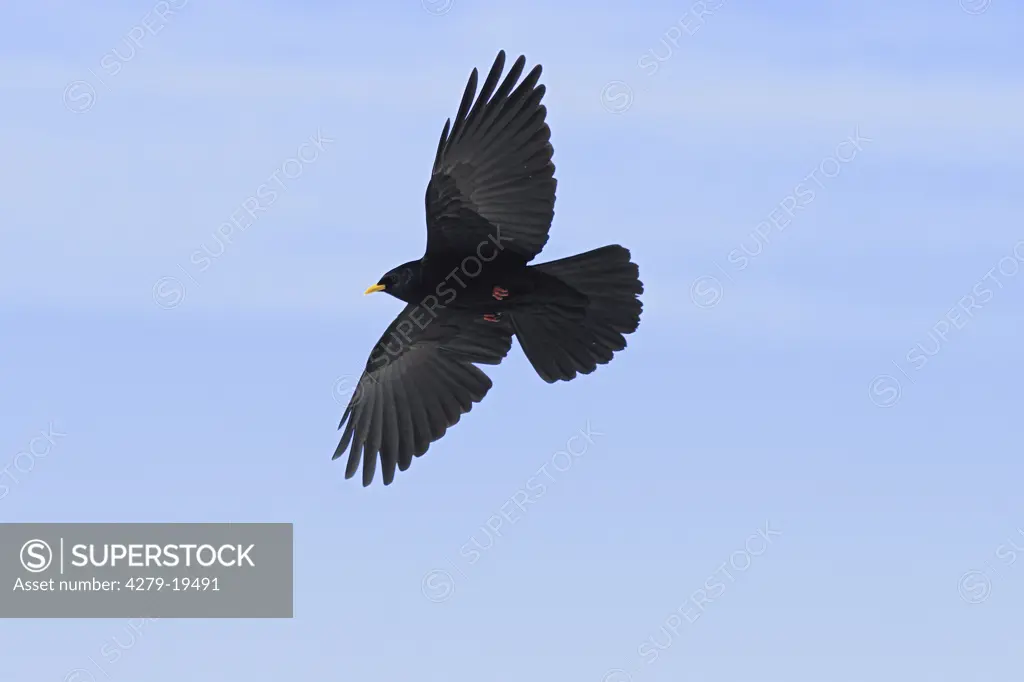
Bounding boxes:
[511,245,643,382]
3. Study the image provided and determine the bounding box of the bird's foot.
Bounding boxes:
[492,286,509,301]
[482,313,503,323]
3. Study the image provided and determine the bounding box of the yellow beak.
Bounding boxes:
[364,284,386,295]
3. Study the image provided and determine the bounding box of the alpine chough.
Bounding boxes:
[334,50,643,486]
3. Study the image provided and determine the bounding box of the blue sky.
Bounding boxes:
[2,0,1023,680]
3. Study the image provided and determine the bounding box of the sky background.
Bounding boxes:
[2,0,1023,680]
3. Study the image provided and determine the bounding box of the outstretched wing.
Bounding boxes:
[424,50,557,263]
[334,303,514,486]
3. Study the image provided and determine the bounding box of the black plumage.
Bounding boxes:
[335,50,644,486]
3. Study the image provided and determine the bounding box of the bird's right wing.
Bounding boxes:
[423,50,557,263]
[334,303,514,486]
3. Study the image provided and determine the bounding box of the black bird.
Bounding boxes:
[334,50,643,486]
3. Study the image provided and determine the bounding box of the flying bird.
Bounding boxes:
[335,50,643,486]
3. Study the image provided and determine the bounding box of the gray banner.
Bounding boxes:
[0,523,292,618]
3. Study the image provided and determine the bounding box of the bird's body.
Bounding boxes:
[335,50,644,486]
[383,254,587,316]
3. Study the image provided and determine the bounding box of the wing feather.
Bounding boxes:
[334,304,513,486]
[424,51,556,263]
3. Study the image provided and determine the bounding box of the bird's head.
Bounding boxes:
[364,262,421,302]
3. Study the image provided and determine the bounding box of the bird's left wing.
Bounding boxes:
[424,50,556,263]
[334,303,514,486]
